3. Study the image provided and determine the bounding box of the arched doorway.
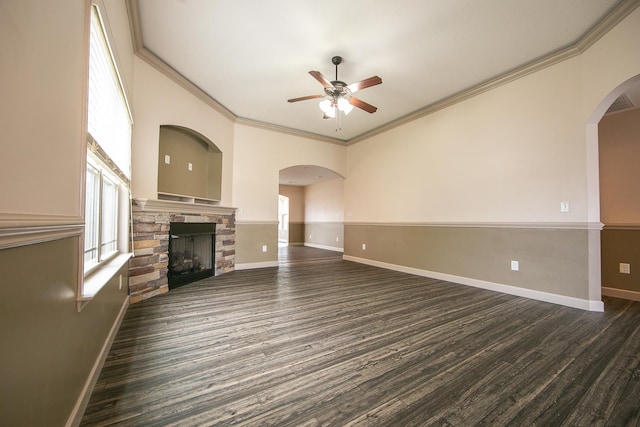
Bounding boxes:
[278,165,346,262]
[586,74,640,303]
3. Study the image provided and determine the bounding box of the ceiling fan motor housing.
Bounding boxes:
[325,81,350,98]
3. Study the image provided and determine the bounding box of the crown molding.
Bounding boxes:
[234,117,346,145]
[126,0,640,146]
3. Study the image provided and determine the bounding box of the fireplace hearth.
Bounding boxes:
[168,222,215,289]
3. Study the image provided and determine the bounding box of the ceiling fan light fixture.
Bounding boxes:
[337,97,353,115]
[319,99,336,117]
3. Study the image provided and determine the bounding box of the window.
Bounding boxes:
[84,155,120,270]
[83,4,131,281]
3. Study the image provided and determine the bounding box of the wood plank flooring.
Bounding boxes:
[81,246,640,426]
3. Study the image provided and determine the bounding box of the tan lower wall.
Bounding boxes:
[0,237,129,426]
[235,223,278,265]
[288,222,305,245]
[344,224,589,299]
[601,228,639,292]
[305,222,344,251]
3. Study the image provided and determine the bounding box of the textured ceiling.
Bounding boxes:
[132,0,630,144]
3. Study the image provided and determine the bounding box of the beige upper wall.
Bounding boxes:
[0,0,87,219]
[347,56,587,223]
[305,178,344,223]
[599,108,640,224]
[232,123,346,221]
[346,7,640,225]
[0,0,135,221]
[131,57,235,205]
[279,185,304,222]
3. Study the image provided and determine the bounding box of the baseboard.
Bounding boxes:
[235,261,279,270]
[602,286,640,301]
[343,255,604,312]
[304,243,344,253]
[66,296,130,427]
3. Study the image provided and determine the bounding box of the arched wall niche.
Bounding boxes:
[157,125,222,202]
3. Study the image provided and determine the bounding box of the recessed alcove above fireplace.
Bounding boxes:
[157,125,222,203]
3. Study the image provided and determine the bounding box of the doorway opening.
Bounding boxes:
[588,74,640,303]
[278,194,289,246]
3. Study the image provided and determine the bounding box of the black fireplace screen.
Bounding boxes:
[168,222,215,289]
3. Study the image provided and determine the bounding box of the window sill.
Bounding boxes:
[78,252,132,311]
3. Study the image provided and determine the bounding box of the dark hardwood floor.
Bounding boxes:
[81,246,640,426]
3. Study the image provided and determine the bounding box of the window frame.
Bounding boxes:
[84,152,122,276]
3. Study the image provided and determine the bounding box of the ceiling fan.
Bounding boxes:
[287,56,382,120]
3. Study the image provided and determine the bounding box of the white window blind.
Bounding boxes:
[88,5,131,179]
[84,5,131,276]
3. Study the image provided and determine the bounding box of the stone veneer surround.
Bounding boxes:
[129,199,236,303]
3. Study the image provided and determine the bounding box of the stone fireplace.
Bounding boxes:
[128,199,236,303]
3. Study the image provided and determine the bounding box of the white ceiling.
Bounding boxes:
[131,0,638,186]
[133,0,629,142]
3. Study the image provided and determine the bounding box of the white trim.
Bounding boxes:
[302,221,345,225]
[344,221,604,230]
[66,296,129,427]
[132,198,236,215]
[235,261,279,270]
[0,224,83,250]
[0,212,83,227]
[602,286,640,302]
[602,224,640,230]
[236,220,279,226]
[343,255,604,312]
[304,243,344,253]
[80,252,133,301]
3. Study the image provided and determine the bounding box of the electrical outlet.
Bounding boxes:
[336,237,339,242]
[262,245,267,253]
[560,201,570,213]
[511,260,519,271]
[188,162,193,171]
[362,243,366,250]
[620,263,631,274]
[164,154,170,164]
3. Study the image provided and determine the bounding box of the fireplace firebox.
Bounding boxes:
[168,222,215,289]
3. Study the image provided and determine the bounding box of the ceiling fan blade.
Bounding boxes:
[347,76,382,93]
[349,97,378,113]
[309,71,334,88]
[287,94,325,103]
